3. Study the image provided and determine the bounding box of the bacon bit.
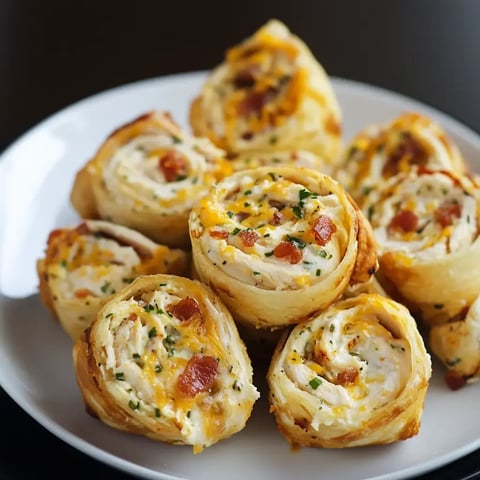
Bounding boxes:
[435,202,462,228]
[209,230,229,240]
[241,131,253,140]
[233,67,257,89]
[294,418,309,430]
[237,88,276,116]
[273,241,303,264]
[383,134,427,177]
[74,289,91,299]
[313,348,329,364]
[445,370,466,391]
[47,229,64,245]
[168,297,201,322]
[336,368,358,386]
[177,354,218,397]
[158,150,188,182]
[388,210,419,233]
[128,312,138,321]
[236,211,250,222]
[312,216,337,246]
[268,199,285,210]
[270,210,284,225]
[239,230,259,247]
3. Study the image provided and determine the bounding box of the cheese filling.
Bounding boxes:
[283,298,410,427]
[369,172,478,260]
[193,172,350,290]
[100,286,256,447]
[102,134,226,214]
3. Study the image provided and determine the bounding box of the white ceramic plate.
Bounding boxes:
[1,72,480,480]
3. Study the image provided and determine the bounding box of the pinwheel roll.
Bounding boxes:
[429,293,480,390]
[229,150,327,174]
[37,220,189,341]
[71,111,231,247]
[336,112,467,205]
[73,275,259,453]
[190,19,342,162]
[189,166,377,329]
[364,169,480,326]
[268,294,431,447]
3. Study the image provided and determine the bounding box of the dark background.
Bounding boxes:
[1,1,480,478]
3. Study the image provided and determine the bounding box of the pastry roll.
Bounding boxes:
[190,19,342,162]
[429,293,480,390]
[73,275,259,453]
[229,150,327,174]
[70,111,231,247]
[189,166,377,329]
[336,112,467,205]
[37,220,189,341]
[268,294,431,447]
[364,169,480,327]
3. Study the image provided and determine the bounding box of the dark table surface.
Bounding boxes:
[1,1,480,479]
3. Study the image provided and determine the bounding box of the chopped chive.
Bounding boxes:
[253,271,260,276]
[268,172,276,181]
[171,135,182,144]
[244,189,252,195]
[292,205,303,219]
[231,227,241,235]
[148,327,157,338]
[286,235,306,249]
[100,281,111,294]
[115,372,125,381]
[316,269,321,277]
[264,251,274,257]
[60,259,67,268]
[132,353,141,359]
[227,211,234,218]
[434,303,444,309]
[128,400,140,410]
[105,312,114,319]
[155,408,161,417]
[155,364,163,373]
[309,377,322,390]
[299,189,312,201]
[329,324,335,333]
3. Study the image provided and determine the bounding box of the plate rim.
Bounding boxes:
[1,70,480,480]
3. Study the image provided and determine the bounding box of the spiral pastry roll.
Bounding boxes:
[73,275,259,453]
[268,294,431,447]
[364,169,480,327]
[429,293,480,390]
[71,111,231,247]
[230,150,327,174]
[189,166,377,329]
[336,112,467,205]
[190,19,342,162]
[37,220,189,341]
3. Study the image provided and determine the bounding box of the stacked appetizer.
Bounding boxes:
[38,19,480,455]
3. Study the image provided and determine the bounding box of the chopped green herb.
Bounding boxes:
[155,408,161,417]
[115,372,125,381]
[159,283,167,287]
[265,251,274,257]
[253,271,260,276]
[286,235,306,249]
[128,400,140,410]
[367,205,375,221]
[316,269,321,277]
[292,205,303,219]
[227,211,234,218]
[268,172,276,181]
[329,324,335,333]
[148,327,157,338]
[362,186,373,196]
[132,353,141,359]
[309,377,322,390]
[122,277,134,284]
[434,303,444,309]
[446,357,461,366]
[144,304,155,312]
[299,189,313,201]
[163,335,175,345]
[171,135,182,144]
[244,202,250,207]
[231,227,241,235]
[60,259,67,268]
[105,312,114,319]
[244,189,252,195]
[318,249,328,258]
[186,410,191,418]
[155,364,163,373]
[269,135,278,145]
[100,281,111,294]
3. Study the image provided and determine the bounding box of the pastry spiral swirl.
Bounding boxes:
[73,275,259,453]
[268,294,431,447]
